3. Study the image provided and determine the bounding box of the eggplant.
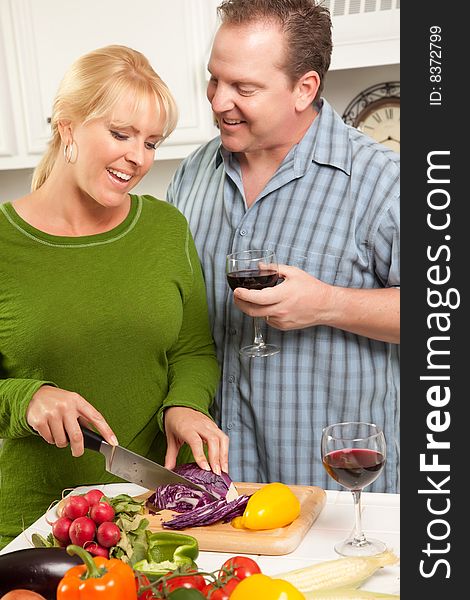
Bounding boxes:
[0,547,82,600]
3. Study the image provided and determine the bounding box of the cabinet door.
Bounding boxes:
[2,0,219,168]
[0,2,19,162]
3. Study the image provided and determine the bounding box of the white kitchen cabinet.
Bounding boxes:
[0,10,20,163]
[0,0,399,171]
[0,0,219,170]
[329,7,400,71]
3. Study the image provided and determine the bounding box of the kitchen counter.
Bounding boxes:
[0,484,400,595]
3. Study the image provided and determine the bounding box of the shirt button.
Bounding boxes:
[227,423,233,430]
[228,375,235,383]
[239,229,247,236]
[229,328,237,335]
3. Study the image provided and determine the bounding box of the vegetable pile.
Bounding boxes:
[33,490,203,576]
[61,548,398,599]
[146,463,250,530]
[64,550,269,600]
[33,489,144,559]
[0,548,400,599]
[132,551,399,599]
[20,469,400,598]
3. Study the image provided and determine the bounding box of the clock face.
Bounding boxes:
[356,98,400,153]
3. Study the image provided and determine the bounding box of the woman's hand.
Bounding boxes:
[26,385,118,457]
[163,406,229,475]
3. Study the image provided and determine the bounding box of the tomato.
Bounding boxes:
[219,556,261,582]
[135,573,154,599]
[168,590,206,600]
[135,574,154,599]
[202,578,239,600]
[160,569,206,593]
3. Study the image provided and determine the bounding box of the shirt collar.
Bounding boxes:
[306,98,352,176]
[215,98,352,176]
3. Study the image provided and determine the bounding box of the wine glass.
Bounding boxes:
[226,249,280,358]
[321,421,387,556]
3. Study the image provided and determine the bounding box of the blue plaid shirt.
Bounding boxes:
[167,99,400,492]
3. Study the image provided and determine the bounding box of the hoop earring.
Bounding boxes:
[63,142,75,163]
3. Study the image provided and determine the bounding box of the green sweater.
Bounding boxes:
[0,194,220,549]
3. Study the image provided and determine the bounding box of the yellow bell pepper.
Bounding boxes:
[234,482,301,530]
[230,573,305,599]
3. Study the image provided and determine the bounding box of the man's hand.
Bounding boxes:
[233,264,331,330]
[233,264,400,343]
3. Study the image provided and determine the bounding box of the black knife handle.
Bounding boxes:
[81,426,105,452]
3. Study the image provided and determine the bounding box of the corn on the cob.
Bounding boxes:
[276,551,399,593]
[303,588,399,599]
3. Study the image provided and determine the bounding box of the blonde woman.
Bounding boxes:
[0,45,227,549]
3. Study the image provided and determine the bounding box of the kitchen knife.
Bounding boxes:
[81,426,218,499]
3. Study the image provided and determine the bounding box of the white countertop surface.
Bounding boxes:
[0,483,400,595]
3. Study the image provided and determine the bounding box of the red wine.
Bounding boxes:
[227,269,279,291]
[322,448,385,490]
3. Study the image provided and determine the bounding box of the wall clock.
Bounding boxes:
[342,82,400,153]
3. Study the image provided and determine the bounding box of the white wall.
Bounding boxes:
[324,63,400,115]
[0,63,399,204]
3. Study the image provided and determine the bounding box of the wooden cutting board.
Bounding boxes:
[136,482,326,556]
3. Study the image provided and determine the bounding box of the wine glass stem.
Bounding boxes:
[351,490,367,546]
[253,317,266,347]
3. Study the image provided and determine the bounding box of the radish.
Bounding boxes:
[51,516,72,546]
[96,521,121,548]
[89,501,115,525]
[69,516,96,546]
[83,489,105,506]
[84,540,110,558]
[63,495,89,520]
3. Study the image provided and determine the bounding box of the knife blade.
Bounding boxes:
[81,426,218,499]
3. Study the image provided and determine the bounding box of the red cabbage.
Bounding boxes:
[147,463,234,513]
[146,462,250,529]
[162,495,250,530]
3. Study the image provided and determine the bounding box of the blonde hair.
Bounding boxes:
[32,45,178,191]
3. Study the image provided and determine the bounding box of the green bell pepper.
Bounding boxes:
[133,531,199,577]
